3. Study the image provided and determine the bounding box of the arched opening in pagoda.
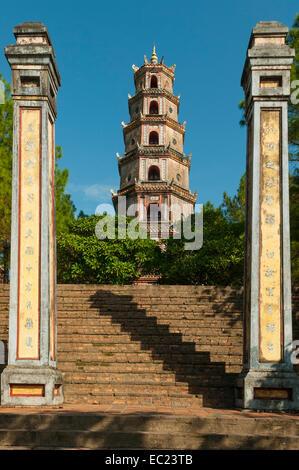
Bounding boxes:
[150,75,158,88]
[149,101,159,115]
[148,165,160,181]
[147,204,162,222]
[149,131,159,145]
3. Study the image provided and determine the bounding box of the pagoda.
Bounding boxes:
[112,47,197,236]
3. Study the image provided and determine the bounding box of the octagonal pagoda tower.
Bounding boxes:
[112,47,197,235]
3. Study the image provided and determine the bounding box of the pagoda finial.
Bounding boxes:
[151,45,158,64]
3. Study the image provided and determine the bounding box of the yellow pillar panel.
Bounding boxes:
[10,384,45,397]
[259,109,282,362]
[18,108,41,360]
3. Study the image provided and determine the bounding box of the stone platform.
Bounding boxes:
[0,404,299,449]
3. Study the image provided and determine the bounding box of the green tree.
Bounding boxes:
[56,215,161,284]
[159,203,244,286]
[238,99,246,127]
[0,74,13,282]
[77,210,89,218]
[222,173,246,225]
[287,13,299,164]
[286,10,299,285]
[289,168,299,285]
[55,145,76,234]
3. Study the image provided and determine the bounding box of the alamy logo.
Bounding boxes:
[291,340,299,365]
[94,197,203,251]
[290,80,299,105]
[0,81,4,105]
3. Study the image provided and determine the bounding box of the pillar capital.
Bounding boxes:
[241,21,295,120]
[250,20,289,43]
[5,22,60,118]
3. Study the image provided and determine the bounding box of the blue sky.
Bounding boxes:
[0,0,298,215]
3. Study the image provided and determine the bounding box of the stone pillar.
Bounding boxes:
[236,21,299,410]
[1,22,63,405]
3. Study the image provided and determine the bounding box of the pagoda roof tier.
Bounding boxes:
[123,115,186,135]
[129,88,180,105]
[113,181,197,204]
[118,145,191,167]
[133,62,175,81]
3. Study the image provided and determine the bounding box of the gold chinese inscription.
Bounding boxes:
[18,108,41,360]
[253,388,290,400]
[10,384,45,397]
[259,109,282,362]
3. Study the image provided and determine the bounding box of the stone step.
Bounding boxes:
[57,350,242,364]
[57,343,243,355]
[56,336,242,349]
[0,411,298,436]
[62,384,232,404]
[57,328,242,338]
[56,291,242,297]
[56,284,243,293]
[57,295,243,302]
[56,309,243,317]
[64,383,194,394]
[55,290,297,300]
[62,392,207,407]
[58,361,242,374]
[57,340,242,350]
[61,372,235,387]
[56,301,243,309]
[2,429,299,449]
[57,313,243,321]
[57,315,243,324]
[57,313,242,328]
[57,325,243,336]
[56,302,243,310]
[1,406,299,449]
[57,310,243,318]
[57,332,243,342]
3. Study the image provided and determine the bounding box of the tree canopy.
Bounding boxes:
[0,75,13,281]
[157,203,244,286]
[56,215,161,284]
[287,13,299,164]
[55,145,76,233]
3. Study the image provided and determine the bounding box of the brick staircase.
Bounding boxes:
[0,284,298,410]
[57,285,246,409]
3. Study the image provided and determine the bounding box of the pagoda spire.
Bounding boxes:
[151,45,158,64]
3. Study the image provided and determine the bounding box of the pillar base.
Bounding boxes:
[0,366,63,406]
[236,370,299,410]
